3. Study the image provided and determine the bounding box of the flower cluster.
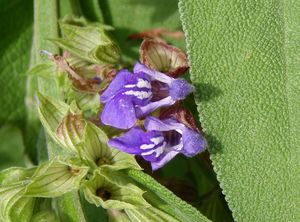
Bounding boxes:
[100,40,207,170]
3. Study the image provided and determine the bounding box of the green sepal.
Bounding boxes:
[36,93,87,154]
[67,90,100,116]
[36,92,74,153]
[107,210,130,222]
[0,183,27,221]
[56,113,86,152]
[78,122,141,171]
[0,167,37,222]
[0,167,36,185]
[8,197,36,222]
[82,169,150,210]
[25,158,88,197]
[51,23,120,65]
[31,211,60,222]
[140,39,188,77]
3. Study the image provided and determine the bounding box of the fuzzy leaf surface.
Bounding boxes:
[179,0,299,221]
[0,0,33,125]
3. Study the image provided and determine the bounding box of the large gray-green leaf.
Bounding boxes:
[179,1,299,221]
[0,0,33,125]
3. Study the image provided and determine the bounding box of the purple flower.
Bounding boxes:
[108,116,207,170]
[100,62,194,129]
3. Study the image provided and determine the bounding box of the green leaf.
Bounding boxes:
[0,126,26,170]
[82,169,150,210]
[0,0,33,125]
[125,207,180,222]
[79,0,104,22]
[25,159,88,197]
[78,122,141,170]
[99,0,185,62]
[179,0,299,221]
[52,23,120,64]
[127,169,210,222]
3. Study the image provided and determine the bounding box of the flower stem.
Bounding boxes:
[31,1,88,221]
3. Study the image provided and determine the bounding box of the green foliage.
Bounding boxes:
[52,22,121,65]
[31,211,60,222]
[0,0,248,221]
[179,0,299,221]
[0,0,33,126]
[0,126,26,170]
[125,207,180,222]
[127,169,211,222]
[83,169,150,210]
[78,122,141,170]
[25,159,89,197]
[99,0,185,63]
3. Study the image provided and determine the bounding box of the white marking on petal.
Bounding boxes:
[154,143,165,157]
[140,143,155,150]
[141,142,166,157]
[141,149,157,156]
[124,90,152,99]
[136,79,151,89]
[124,84,136,88]
[124,79,151,89]
[150,137,164,145]
[175,129,183,134]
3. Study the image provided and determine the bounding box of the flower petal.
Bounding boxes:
[133,62,173,85]
[136,96,175,117]
[108,127,164,154]
[169,79,195,100]
[144,116,184,132]
[150,151,179,171]
[101,95,137,129]
[100,70,132,103]
[181,128,207,157]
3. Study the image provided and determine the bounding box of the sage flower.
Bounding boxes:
[108,116,207,170]
[100,62,194,129]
